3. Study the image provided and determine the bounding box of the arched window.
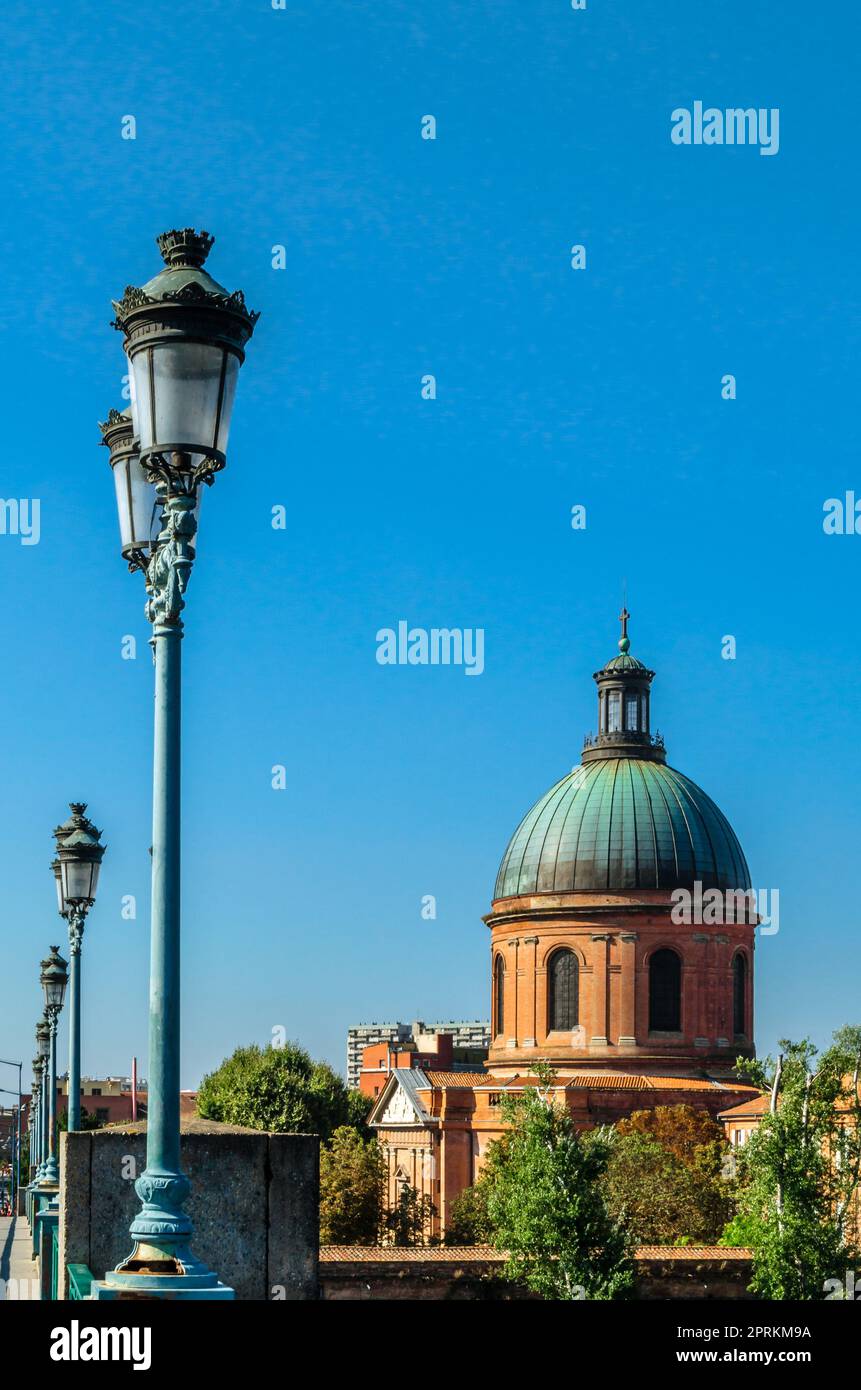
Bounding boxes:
[733,954,747,1036]
[649,949,681,1032]
[494,955,505,1037]
[548,949,579,1030]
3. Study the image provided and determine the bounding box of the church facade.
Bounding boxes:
[369,614,760,1240]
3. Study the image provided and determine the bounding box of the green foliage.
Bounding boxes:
[444,1135,511,1245]
[446,1180,492,1245]
[319,1125,385,1245]
[616,1103,726,1163]
[486,1063,634,1300]
[197,1042,360,1143]
[58,1105,105,1132]
[603,1106,734,1245]
[383,1182,436,1247]
[732,1029,861,1299]
[345,1087,374,1134]
[719,1209,762,1248]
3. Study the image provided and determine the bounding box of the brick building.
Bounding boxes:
[369,615,760,1240]
[54,1075,147,1125]
[347,1020,489,1090]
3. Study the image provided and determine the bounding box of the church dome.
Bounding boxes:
[495,757,751,897]
[494,610,751,898]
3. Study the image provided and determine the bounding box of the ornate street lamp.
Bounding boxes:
[35,1022,50,1182]
[97,229,258,1300]
[52,804,106,1133]
[98,407,162,569]
[39,949,68,1187]
[30,1065,42,1181]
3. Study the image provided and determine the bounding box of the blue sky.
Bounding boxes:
[0,0,858,1091]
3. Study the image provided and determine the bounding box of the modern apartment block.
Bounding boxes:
[346,1019,490,1089]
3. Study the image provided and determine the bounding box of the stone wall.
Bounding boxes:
[318,1245,755,1300]
[59,1118,318,1300]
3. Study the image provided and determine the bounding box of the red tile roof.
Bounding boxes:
[718,1093,770,1120]
[319,1245,503,1263]
[318,1245,752,1264]
[636,1246,752,1260]
[424,1072,491,1088]
[475,1073,759,1094]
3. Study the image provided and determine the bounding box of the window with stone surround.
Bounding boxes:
[548,948,579,1030]
[494,954,505,1037]
[733,952,747,1037]
[648,948,681,1032]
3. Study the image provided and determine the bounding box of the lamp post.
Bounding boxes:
[35,1023,50,1181]
[96,229,257,1300]
[52,805,106,1133]
[38,948,69,1187]
[30,1067,41,1182]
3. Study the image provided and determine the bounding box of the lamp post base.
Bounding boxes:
[91,1240,234,1300]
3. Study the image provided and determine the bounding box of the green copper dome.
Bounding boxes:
[495,759,751,897]
[602,651,647,672]
[495,611,751,898]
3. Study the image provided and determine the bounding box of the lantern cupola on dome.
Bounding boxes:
[584,607,664,764]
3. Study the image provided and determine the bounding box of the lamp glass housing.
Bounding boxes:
[111,449,162,557]
[130,341,239,469]
[60,857,100,905]
[42,974,66,1012]
[51,861,64,916]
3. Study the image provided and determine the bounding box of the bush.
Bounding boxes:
[197,1041,369,1143]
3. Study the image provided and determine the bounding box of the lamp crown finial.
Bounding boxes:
[156,228,215,269]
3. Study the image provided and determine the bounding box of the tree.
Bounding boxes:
[446,1181,493,1245]
[486,1062,634,1299]
[602,1130,732,1245]
[444,1134,511,1245]
[731,1028,861,1299]
[58,1105,105,1132]
[604,1105,734,1245]
[319,1125,385,1245]
[616,1104,726,1164]
[197,1042,369,1142]
[383,1182,436,1247]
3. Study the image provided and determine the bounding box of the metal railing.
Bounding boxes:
[68,1263,94,1300]
[49,1217,59,1301]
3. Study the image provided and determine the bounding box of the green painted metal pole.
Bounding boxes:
[122,593,194,1262]
[39,1066,48,1178]
[145,618,183,1189]
[67,928,82,1132]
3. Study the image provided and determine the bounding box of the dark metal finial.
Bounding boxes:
[619,606,630,652]
[156,228,215,269]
